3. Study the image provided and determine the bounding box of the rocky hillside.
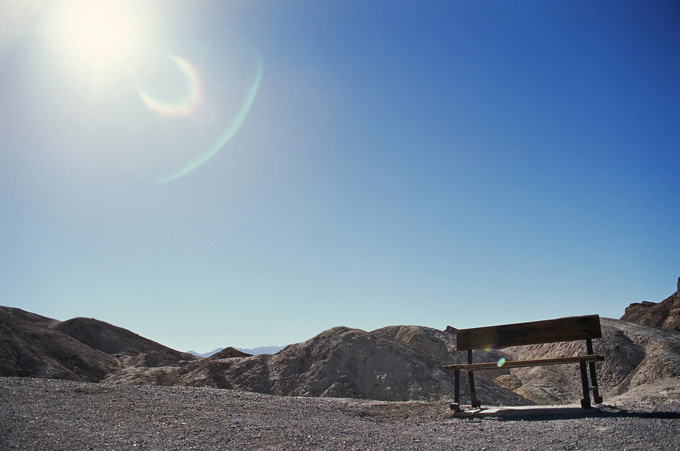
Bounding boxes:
[2,305,680,406]
[496,318,680,404]
[0,306,196,382]
[621,277,680,332]
[103,325,528,405]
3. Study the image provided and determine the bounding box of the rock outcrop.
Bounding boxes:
[621,277,680,332]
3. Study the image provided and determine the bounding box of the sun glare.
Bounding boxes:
[40,1,264,184]
[57,0,142,73]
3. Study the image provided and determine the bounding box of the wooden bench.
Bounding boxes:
[442,315,604,410]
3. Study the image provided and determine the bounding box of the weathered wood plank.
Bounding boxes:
[456,315,601,350]
[442,354,604,371]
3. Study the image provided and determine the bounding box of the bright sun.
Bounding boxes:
[57,0,143,74]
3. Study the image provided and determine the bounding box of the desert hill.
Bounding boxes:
[209,347,252,359]
[621,277,680,332]
[103,325,529,404]
[0,307,120,381]
[2,304,680,407]
[0,306,196,382]
[188,346,284,357]
[54,317,193,367]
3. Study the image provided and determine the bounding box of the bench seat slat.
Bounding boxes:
[443,354,604,371]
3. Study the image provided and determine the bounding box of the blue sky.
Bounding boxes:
[1,0,678,353]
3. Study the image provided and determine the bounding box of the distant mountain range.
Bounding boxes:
[1,276,679,405]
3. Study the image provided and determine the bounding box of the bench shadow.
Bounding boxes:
[453,405,680,421]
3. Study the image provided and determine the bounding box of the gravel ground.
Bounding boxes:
[1,378,679,450]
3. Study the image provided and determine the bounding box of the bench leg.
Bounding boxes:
[466,350,480,408]
[468,370,480,408]
[588,361,603,404]
[579,361,592,409]
[585,340,603,404]
[454,370,460,404]
[450,370,461,411]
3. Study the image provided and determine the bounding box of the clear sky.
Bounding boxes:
[1,0,678,353]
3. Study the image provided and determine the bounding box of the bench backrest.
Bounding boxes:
[456,315,601,351]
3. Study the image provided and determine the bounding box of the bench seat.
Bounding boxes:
[443,354,604,371]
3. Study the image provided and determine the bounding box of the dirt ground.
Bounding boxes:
[2,377,680,450]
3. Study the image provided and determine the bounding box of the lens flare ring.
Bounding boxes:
[136,55,204,118]
[152,53,264,184]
